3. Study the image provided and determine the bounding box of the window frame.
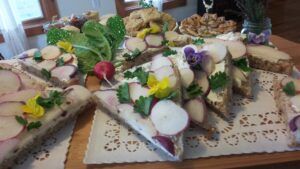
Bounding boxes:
[115,0,187,17]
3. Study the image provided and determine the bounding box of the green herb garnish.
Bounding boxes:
[161,40,169,46]
[139,0,154,8]
[233,58,253,72]
[186,82,203,98]
[124,67,149,86]
[33,51,43,62]
[15,116,28,126]
[123,48,141,61]
[117,83,131,103]
[163,49,177,57]
[37,91,64,109]
[56,57,65,66]
[162,22,169,33]
[134,96,153,116]
[283,81,296,96]
[192,38,205,45]
[27,121,42,131]
[163,91,178,100]
[209,71,229,91]
[41,68,51,81]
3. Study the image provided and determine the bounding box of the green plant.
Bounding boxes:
[235,0,268,22]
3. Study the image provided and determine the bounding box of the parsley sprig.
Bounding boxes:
[162,22,169,33]
[33,51,43,62]
[283,81,296,96]
[134,96,153,116]
[56,57,65,66]
[192,38,205,45]
[41,68,51,81]
[37,91,64,109]
[186,82,203,98]
[163,49,177,57]
[15,116,42,131]
[233,58,253,72]
[123,48,141,61]
[209,71,229,91]
[124,67,149,86]
[117,83,131,103]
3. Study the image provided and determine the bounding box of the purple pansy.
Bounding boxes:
[184,47,207,68]
[248,30,271,45]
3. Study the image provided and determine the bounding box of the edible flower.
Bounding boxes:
[136,23,161,39]
[184,47,207,69]
[56,41,75,53]
[247,30,271,45]
[22,94,45,119]
[147,75,171,99]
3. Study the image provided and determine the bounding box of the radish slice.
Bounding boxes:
[94,89,120,113]
[151,57,173,71]
[125,37,147,52]
[291,95,300,113]
[154,66,174,81]
[0,70,21,96]
[184,98,207,124]
[51,65,77,81]
[129,83,149,102]
[0,116,24,141]
[145,34,164,48]
[200,55,215,75]
[0,89,39,103]
[150,100,189,136]
[59,53,74,63]
[247,45,291,62]
[194,71,210,95]
[41,45,61,60]
[165,31,179,41]
[152,136,175,155]
[178,68,194,88]
[38,60,57,71]
[0,102,24,116]
[203,43,227,63]
[289,115,300,132]
[281,77,300,93]
[225,41,246,59]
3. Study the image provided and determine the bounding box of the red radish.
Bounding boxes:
[184,98,207,124]
[0,138,19,160]
[94,89,120,113]
[224,41,246,59]
[291,95,300,113]
[154,66,175,81]
[178,68,194,88]
[145,34,164,48]
[0,89,39,103]
[94,61,115,87]
[152,135,175,155]
[150,100,189,136]
[151,57,173,71]
[289,115,300,132]
[37,60,57,71]
[0,102,24,116]
[129,83,149,102]
[247,45,290,61]
[194,71,210,95]
[0,70,21,96]
[203,43,227,63]
[0,116,24,141]
[59,53,74,63]
[281,77,300,93]
[200,55,215,75]
[125,37,147,52]
[51,65,77,81]
[41,45,61,60]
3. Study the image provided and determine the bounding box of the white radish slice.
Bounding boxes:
[200,55,215,75]
[51,65,77,81]
[224,41,246,59]
[232,66,247,87]
[194,71,210,95]
[0,102,24,116]
[152,135,175,155]
[164,31,179,42]
[247,45,290,62]
[203,43,227,63]
[291,95,300,113]
[24,48,39,57]
[0,138,19,161]
[38,60,57,71]
[94,89,120,113]
[150,100,189,136]
[154,66,174,81]
[178,68,194,88]
[41,45,61,60]
[0,89,39,103]
[129,83,149,102]
[125,37,147,52]
[145,34,164,48]
[184,98,207,124]
[281,77,300,93]
[0,70,21,96]
[59,53,74,63]
[0,116,24,141]
[151,57,173,71]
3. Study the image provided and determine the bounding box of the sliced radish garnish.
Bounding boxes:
[281,77,300,93]
[145,34,164,48]
[0,102,24,116]
[224,41,246,59]
[94,89,120,113]
[24,48,39,58]
[0,89,39,103]
[38,60,57,71]
[154,66,174,81]
[150,100,189,136]
[200,55,215,75]
[152,135,175,155]
[289,115,300,132]
[178,68,194,88]
[151,57,173,71]
[203,43,227,63]
[0,70,21,96]
[165,31,179,42]
[94,61,115,87]
[184,98,207,124]
[59,53,74,63]
[125,37,147,52]
[129,83,149,102]
[291,95,300,113]
[51,65,77,81]
[194,71,210,95]
[41,45,61,60]
[247,45,290,62]
[0,116,24,141]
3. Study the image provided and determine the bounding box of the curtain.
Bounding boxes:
[0,0,29,58]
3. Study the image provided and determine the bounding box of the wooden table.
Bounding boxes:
[65,35,300,169]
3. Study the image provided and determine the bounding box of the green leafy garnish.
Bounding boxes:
[162,49,177,57]
[27,121,42,131]
[33,51,43,62]
[107,15,126,48]
[123,48,141,61]
[41,68,51,81]
[117,83,131,103]
[162,22,169,33]
[139,0,153,8]
[161,40,169,46]
[186,82,203,98]
[283,81,296,96]
[162,91,178,100]
[134,96,153,116]
[124,67,149,86]
[37,91,64,109]
[56,57,65,66]
[192,38,205,45]
[15,116,28,126]
[233,58,253,72]
[209,71,229,91]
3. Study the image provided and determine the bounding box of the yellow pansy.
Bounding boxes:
[56,41,75,53]
[22,94,45,119]
[147,75,171,99]
[149,23,161,33]
[137,28,152,39]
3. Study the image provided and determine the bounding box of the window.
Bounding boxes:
[115,0,187,17]
[0,0,58,43]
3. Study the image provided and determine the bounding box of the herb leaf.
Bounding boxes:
[283,81,296,96]
[161,40,169,46]
[162,22,169,33]
[15,116,28,126]
[117,83,131,103]
[123,48,141,61]
[27,121,42,131]
[163,91,178,100]
[192,38,205,45]
[134,96,153,116]
[139,0,154,8]
[41,68,51,81]
[233,58,253,72]
[56,57,65,66]
[186,82,203,98]
[162,49,177,57]
[209,71,229,91]
[37,91,64,109]
[33,51,43,62]
[124,67,149,86]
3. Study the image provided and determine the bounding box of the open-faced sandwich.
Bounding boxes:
[0,63,94,169]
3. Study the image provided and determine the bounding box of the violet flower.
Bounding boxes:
[184,47,207,69]
[247,30,271,45]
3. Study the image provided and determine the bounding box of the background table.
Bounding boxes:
[65,35,300,169]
